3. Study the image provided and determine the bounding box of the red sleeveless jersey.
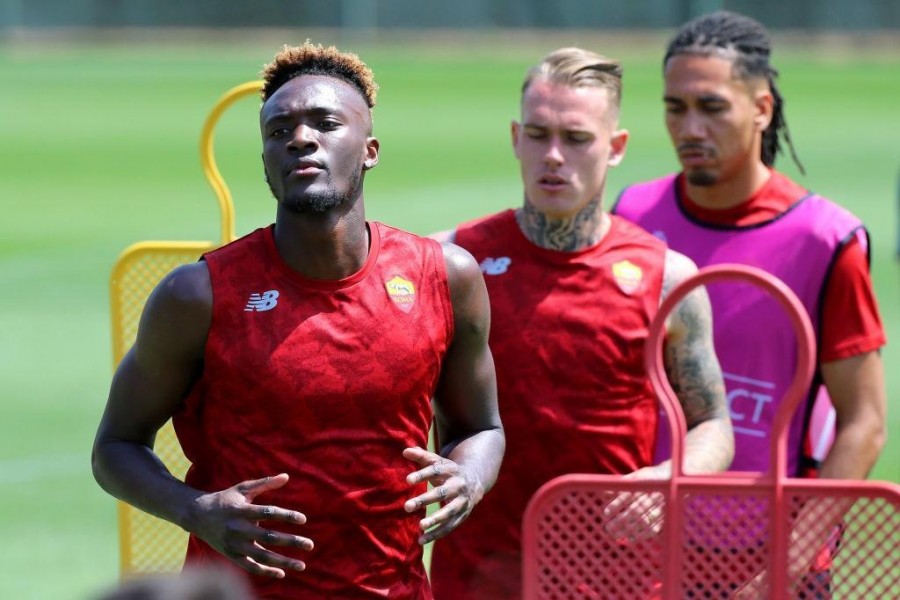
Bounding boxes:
[431,210,666,599]
[173,223,452,599]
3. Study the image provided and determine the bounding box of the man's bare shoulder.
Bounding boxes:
[439,240,481,286]
[153,261,213,308]
[437,240,490,337]
[129,261,212,369]
[661,248,699,300]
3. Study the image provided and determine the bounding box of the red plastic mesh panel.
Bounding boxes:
[524,476,900,599]
[526,481,667,599]
[778,488,900,599]
[679,489,772,598]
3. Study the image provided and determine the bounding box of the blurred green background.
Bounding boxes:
[0,29,897,598]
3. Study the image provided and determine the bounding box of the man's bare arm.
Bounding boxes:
[92,263,310,578]
[819,350,886,479]
[404,242,504,544]
[93,262,215,523]
[654,250,734,476]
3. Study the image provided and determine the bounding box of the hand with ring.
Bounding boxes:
[402,446,484,545]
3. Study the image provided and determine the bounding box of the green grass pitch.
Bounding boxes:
[0,33,897,598]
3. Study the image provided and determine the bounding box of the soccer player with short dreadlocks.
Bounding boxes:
[614,10,886,597]
[93,42,504,599]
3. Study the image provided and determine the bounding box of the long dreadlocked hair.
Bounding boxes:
[664,11,804,174]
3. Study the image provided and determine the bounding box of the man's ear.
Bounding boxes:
[511,120,521,159]
[608,129,629,167]
[754,87,774,132]
[363,137,380,170]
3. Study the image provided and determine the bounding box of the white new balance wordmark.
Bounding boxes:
[244,290,280,312]
[480,257,511,275]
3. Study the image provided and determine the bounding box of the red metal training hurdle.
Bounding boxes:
[522,264,899,599]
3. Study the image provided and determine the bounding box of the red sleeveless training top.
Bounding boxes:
[173,222,452,599]
[430,210,666,599]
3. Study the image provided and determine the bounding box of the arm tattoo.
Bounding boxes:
[663,294,725,426]
[662,251,733,472]
[515,197,607,251]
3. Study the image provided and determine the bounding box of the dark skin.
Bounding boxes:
[92,74,504,578]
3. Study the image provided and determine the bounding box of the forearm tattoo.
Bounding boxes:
[663,301,726,425]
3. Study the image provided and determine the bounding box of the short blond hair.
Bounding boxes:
[522,47,623,116]
[260,42,378,108]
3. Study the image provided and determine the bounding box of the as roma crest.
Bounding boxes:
[385,275,416,313]
[612,260,643,295]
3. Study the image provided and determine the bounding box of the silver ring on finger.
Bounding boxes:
[432,463,443,476]
[438,487,448,501]
[264,531,277,544]
[263,506,274,517]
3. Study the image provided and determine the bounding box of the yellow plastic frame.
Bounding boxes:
[109,80,263,576]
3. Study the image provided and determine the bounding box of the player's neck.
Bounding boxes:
[685,162,771,210]
[515,198,610,252]
[274,203,370,280]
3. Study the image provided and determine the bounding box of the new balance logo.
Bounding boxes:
[244,290,280,312]
[480,256,511,275]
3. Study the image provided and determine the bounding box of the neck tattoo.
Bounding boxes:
[515,198,608,252]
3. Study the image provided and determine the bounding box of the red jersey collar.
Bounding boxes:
[679,170,809,227]
[262,222,381,291]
